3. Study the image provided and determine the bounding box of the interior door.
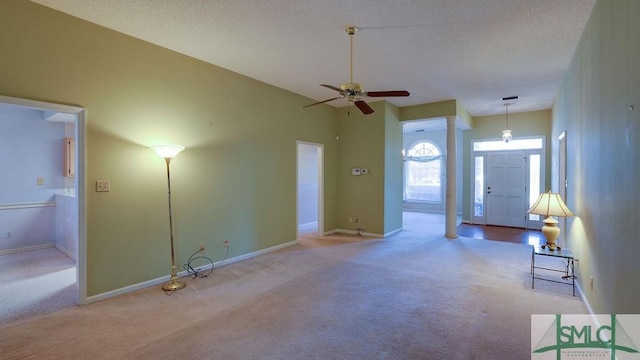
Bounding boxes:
[486,151,527,227]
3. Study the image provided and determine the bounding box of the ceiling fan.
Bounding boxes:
[303,26,410,115]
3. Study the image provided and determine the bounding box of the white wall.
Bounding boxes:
[0,104,66,252]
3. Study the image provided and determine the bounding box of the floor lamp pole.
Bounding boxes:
[162,157,185,291]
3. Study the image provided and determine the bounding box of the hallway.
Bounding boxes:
[403,210,545,246]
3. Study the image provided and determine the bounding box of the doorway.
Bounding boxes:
[297,141,323,236]
[471,137,545,229]
[0,95,86,310]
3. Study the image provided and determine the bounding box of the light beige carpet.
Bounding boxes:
[0,247,77,327]
[0,213,586,359]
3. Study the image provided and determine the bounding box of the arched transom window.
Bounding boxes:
[405,141,442,202]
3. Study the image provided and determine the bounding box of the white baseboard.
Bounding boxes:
[55,244,76,261]
[384,227,403,238]
[324,229,384,238]
[323,228,402,238]
[298,221,318,233]
[0,243,54,256]
[85,239,299,304]
[575,281,595,315]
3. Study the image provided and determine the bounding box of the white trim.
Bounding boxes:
[0,95,87,305]
[0,243,55,256]
[0,95,82,114]
[85,239,299,304]
[470,136,546,227]
[558,130,566,141]
[55,244,75,260]
[296,141,324,236]
[384,227,403,238]
[575,281,595,315]
[298,221,318,233]
[324,229,384,238]
[0,202,56,210]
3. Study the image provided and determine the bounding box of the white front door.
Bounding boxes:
[486,151,527,227]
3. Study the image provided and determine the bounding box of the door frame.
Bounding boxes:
[470,136,546,229]
[296,141,324,236]
[0,95,87,305]
[558,131,568,241]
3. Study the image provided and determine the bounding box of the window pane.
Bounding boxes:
[529,154,541,221]
[473,138,543,152]
[405,141,442,202]
[474,156,484,217]
[408,142,440,157]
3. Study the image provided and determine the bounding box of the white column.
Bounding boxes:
[445,116,458,238]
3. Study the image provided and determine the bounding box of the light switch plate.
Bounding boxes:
[96,180,110,192]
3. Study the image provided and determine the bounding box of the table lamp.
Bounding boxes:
[528,191,574,250]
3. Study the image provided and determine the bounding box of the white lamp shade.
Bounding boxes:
[528,191,575,217]
[150,144,185,159]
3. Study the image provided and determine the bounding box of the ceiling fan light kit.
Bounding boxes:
[303,26,410,115]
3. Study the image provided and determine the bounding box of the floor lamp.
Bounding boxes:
[150,144,186,291]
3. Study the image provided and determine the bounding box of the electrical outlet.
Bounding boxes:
[224,239,229,247]
[355,217,359,224]
[6,232,13,239]
[199,244,205,251]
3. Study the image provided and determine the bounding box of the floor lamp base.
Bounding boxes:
[162,277,186,291]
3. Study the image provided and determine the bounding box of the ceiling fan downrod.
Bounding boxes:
[346,26,358,84]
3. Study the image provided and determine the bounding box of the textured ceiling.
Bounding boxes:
[31,0,595,117]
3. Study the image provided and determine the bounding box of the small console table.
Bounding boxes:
[531,245,576,296]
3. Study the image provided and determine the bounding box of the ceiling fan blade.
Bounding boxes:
[366,90,410,97]
[320,84,343,93]
[354,100,374,114]
[302,96,344,108]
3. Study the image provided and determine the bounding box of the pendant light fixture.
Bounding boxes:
[502,103,512,143]
[501,96,518,143]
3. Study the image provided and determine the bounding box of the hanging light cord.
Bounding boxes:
[505,103,510,128]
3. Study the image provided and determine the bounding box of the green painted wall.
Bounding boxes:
[462,110,552,221]
[336,102,386,234]
[553,0,639,313]
[0,0,338,296]
[334,101,403,236]
[400,99,457,122]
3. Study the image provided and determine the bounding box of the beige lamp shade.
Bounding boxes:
[150,144,185,159]
[528,191,575,217]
